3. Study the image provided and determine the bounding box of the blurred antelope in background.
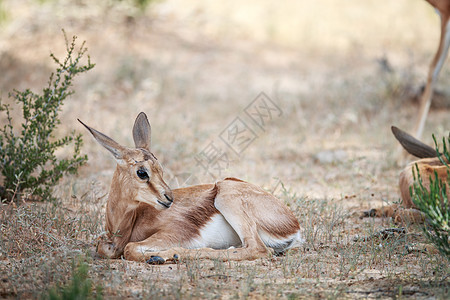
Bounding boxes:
[414,0,450,139]
[79,112,303,263]
[366,126,448,223]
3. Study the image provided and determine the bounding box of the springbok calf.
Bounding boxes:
[79,112,303,263]
[365,126,448,223]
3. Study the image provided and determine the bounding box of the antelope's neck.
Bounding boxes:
[105,168,141,237]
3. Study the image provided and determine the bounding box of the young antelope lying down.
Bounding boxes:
[80,112,303,263]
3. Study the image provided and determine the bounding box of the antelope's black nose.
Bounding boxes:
[164,193,173,203]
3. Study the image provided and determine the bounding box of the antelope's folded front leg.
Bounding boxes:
[123,241,179,263]
[393,208,425,224]
[96,236,123,259]
[361,204,400,219]
[124,239,274,264]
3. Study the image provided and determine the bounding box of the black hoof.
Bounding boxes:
[361,209,377,218]
[146,256,165,265]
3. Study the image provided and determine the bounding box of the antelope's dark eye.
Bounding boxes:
[137,169,149,180]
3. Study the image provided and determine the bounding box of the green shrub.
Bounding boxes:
[0,31,94,202]
[43,258,103,300]
[412,135,450,259]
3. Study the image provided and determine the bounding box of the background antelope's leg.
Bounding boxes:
[361,204,400,218]
[360,205,424,224]
[415,15,450,139]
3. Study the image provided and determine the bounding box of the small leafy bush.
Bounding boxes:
[0,31,94,202]
[43,258,103,300]
[412,135,450,259]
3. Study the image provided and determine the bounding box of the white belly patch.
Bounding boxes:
[187,214,242,249]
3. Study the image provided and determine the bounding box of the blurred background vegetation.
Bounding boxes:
[1,0,448,199]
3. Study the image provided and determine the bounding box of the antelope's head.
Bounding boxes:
[79,112,174,210]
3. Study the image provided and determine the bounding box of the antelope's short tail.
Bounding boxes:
[391,126,438,158]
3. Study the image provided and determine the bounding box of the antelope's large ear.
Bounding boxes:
[391,126,437,158]
[132,112,151,150]
[78,119,126,160]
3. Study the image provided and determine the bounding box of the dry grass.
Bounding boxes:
[1,0,450,298]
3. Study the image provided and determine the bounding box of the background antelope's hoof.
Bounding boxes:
[146,256,165,265]
[361,208,377,218]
